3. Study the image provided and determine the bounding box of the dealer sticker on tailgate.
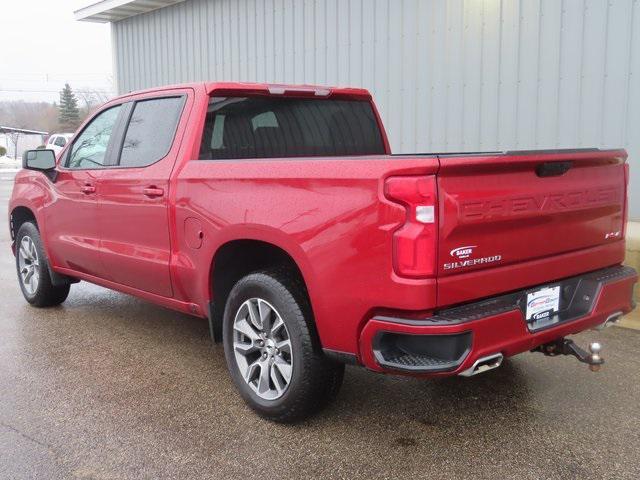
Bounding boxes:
[526,286,560,322]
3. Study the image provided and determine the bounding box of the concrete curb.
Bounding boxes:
[627,221,640,252]
[618,309,640,330]
[622,221,639,329]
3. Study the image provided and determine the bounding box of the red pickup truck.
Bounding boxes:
[10,82,637,422]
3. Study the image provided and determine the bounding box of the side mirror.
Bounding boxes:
[23,149,56,171]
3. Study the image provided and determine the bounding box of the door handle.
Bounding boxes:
[80,184,96,194]
[143,186,164,198]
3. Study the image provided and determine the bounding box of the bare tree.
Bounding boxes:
[0,101,59,132]
[5,132,21,159]
[77,88,112,119]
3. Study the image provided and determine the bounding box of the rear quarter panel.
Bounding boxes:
[173,156,439,354]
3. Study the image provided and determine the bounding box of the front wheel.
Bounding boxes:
[223,269,344,423]
[15,222,70,307]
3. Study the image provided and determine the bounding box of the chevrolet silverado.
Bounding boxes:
[9,82,637,422]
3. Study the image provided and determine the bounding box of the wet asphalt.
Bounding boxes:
[1,173,639,480]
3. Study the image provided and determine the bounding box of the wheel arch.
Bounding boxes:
[207,237,316,343]
[10,204,76,287]
[10,205,38,246]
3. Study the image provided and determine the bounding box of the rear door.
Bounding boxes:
[436,150,627,304]
[95,90,190,297]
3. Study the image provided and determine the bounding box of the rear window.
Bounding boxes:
[199,96,385,160]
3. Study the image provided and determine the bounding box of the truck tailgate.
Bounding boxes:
[436,149,628,307]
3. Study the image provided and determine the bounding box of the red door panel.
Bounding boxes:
[97,170,173,297]
[44,169,104,276]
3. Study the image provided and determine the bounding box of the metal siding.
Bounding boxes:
[429,0,447,151]
[111,0,640,218]
[627,0,640,221]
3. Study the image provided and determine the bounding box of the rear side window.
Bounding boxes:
[54,136,66,147]
[118,96,185,168]
[199,96,385,160]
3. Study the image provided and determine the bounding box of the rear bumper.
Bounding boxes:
[359,265,637,376]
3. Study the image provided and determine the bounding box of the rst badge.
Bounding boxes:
[443,245,502,270]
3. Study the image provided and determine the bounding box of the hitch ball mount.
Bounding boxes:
[533,338,604,372]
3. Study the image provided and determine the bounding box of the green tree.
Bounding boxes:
[58,83,80,130]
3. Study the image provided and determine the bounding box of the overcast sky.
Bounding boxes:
[2,0,113,103]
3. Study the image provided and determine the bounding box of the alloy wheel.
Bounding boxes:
[18,236,40,295]
[232,298,293,400]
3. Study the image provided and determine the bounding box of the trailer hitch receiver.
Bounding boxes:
[534,338,604,372]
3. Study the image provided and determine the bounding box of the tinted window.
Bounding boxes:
[54,136,66,147]
[199,96,385,160]
[67,105,122,169]
[118,96,184,168]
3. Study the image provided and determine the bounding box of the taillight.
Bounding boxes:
[384,175,438,278]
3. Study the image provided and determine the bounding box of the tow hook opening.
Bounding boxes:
[533,338,604,372]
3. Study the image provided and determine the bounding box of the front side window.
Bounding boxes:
[54,136,66,147]
[199,96,385,160]
[67,105,122,169]
[118,96,185,168]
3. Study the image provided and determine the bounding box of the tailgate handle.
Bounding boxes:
[536,161,573,177]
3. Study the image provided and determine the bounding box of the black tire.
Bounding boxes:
[222,269,344,423]
[15,222,70,307]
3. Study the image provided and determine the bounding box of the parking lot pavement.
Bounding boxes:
[1,174,639,480]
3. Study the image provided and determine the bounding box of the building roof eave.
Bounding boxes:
[74,0,186,23]
[0,126,48,136]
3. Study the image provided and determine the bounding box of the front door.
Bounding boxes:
[96,93,188,298]
[44,104,124,277]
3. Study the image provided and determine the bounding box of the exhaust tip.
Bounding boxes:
[459,353,504,377]
[594,311,624,331]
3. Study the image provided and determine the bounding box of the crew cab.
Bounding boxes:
[9,82,637,422]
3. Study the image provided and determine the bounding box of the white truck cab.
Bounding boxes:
[46,133,73,155]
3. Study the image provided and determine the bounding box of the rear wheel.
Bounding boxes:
[15,222,70,307]
[223,269,344,423]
